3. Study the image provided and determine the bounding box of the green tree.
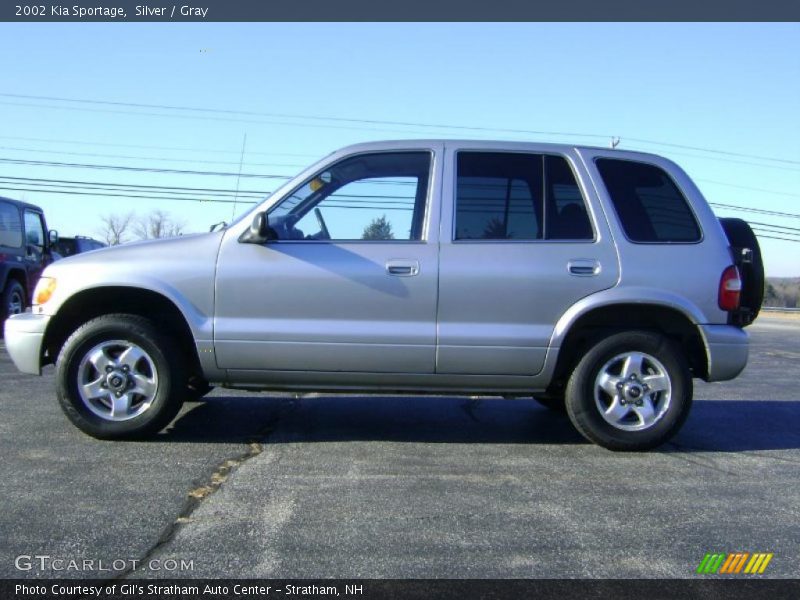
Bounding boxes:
[362,215,395,240]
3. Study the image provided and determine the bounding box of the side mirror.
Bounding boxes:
[239,212,273,244]
[48,230,59,245]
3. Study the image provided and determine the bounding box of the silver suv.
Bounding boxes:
[4,141,764,450]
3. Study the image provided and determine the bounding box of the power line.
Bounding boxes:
[0,157,292,179]
[0,175,269,197]
[0,145,308,169]
[624,145,800,173]
[711,202,800,220]
[0,134,320,158]
[745,220,800,233]
[0,184,258,205]
[0,100,445,138]
[0,93,612,141]
[752,230,800,243]
[698,179,800,199]
[752,227,800,239]
[3,92,798,165]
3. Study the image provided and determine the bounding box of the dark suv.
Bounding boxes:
[53,236,106,258]
[0,197,57,321]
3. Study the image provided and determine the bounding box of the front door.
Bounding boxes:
[214,147,442,374]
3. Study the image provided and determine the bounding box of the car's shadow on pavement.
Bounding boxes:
[156,396,800,452]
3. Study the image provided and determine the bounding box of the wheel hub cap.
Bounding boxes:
[594,351,672,432]
[76,340,159,422]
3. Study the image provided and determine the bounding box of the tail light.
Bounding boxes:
[718,266,742,312]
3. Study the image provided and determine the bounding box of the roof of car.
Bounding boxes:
[0,196,45,212]
[329,139,664,160]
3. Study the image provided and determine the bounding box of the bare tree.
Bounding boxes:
[98,212,134,246]
[134,210,186,240]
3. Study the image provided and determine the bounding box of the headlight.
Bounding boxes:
[34,277,57,306]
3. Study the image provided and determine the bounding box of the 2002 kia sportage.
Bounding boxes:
[4,140,764,450]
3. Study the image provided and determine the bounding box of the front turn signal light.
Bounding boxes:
[34,277,57,306]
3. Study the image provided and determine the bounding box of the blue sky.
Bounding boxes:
[0,23,798,274]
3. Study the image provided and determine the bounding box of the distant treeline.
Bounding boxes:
[765,278,800,308]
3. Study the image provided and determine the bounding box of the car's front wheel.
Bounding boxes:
[55,314,186,439]
[564,331,692,451]
[2,279,25,322]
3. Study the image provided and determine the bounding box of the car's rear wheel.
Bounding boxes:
[55,314,186,439]
[565,330,692,451]
[2,279,26,322]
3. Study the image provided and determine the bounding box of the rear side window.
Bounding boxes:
[455,152,593,241]
[596,159,701,243]
[0,201,22,248]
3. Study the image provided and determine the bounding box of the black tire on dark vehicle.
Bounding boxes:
[2,279,26,322]
[719,217,765,324]
[55,314,186,439]
[564,330,692,451]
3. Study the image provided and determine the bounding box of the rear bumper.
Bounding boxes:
[3,312,50,375]
[700,324,749,382]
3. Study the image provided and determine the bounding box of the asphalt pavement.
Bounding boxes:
[1,316,798,579]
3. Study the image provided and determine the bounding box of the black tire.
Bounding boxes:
[533,394,567,413]
[55,314,187,439]
[2,279,26,322]
[565,331,692,451]
[719,218,764,325]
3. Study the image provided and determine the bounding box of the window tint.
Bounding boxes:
[596,159,701,243]
[270,152,430,241]
[456,153,542,240]
[24,210,45,247]
[455,152,592,241]
[545,155,593,240]
[0,201,22,248]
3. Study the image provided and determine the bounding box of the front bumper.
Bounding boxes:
[3,312,50,375]
[700,324,749,382]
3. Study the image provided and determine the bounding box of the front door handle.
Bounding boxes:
[568,259,600,276]
[386,259,419,277]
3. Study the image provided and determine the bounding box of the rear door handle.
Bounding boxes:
[386,259,419,277]
[568,259,600,276]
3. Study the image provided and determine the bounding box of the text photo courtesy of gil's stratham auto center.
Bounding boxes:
[1,4,799,600]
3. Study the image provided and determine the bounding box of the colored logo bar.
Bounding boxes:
[696,552,773,574]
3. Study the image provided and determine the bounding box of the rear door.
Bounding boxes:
[436,143,619,376]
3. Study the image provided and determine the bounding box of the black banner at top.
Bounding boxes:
[2,0,800,22]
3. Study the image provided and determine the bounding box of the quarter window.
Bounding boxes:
[595,158,701,243]
[455,152,593,241]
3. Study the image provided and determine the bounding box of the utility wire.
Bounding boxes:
[0,157,292,179]
[0,134,319,157]
[710,202,800,220]
[698,179,800,199]
[0,145,307,169]
[0,175,269,196]
[3,92,799,165]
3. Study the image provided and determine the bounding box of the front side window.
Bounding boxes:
[595,158,701,243]
[24,210,45,248]
[455,152,593,241]
[0,201,22,248]
[268,152,431,241]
